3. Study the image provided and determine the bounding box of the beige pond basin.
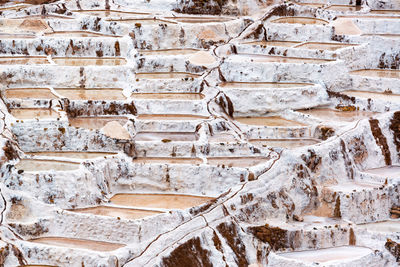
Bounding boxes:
[138,49,200,56]
[27,151,117,159]
[271,17,328,25]
[69,117,127,130]
[299,108,376,122]
[107,18,174,25]
[136,114,208,120]
[250,138,320,148]
[357,220,400,232]
[278,246,373,263]
[207,157,268,167]
[55,88,126,101]
[135,72,201,79]
[370,10,400,14]
[243,40,301,47]
[219,82,312,88]
[350,69,400,79]
[332,18,362,35]
[235,116,306,127]
[0,56,49,65]
[110,193,214,209]
[131,93,204,100]
[0,19,49,33]
[52,57,127,66]
[135,132,197,141]
[337,15,400,19]
[295,42,357,51]
[70,206,163,220]
[326,5,361,12]
[165,16,233,23]
[11,108,59,120]
[0,33,35,38]
[5,88,58,99]
[328,181,381,193]
[74,10,150,18]
[44,31,120,37]
[342,90,400,102]
[208,133,237,143]
[295,2,325,8]
[363,165,400,179]
[133,157,203,164]
[28,237,124,252]
[15,159,80,172]
[362,34,400,38]
[233,54,333,64]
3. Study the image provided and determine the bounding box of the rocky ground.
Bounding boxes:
[0,0,400,266]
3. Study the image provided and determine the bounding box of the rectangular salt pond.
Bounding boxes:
[27,151,117,159]
[28,237,125,252]
[164,16,233,23]
[357,220,400,232]
[231,54,334,64]
[298,108,376,122]
[131,93,204,100]
[342,90,400,102]
[271,17,328,25]
[69,117,128,130]
[295,42,357,51]
[219,82,312,88]
[135,132,197,141]
[250,138,320,148]
[106,18,174,25]
[55,88,126,100]
[206,157,268,167]
[110,193,213,209]
[11,108,59,119]
[243,40,301,47]
[350,69,400,78]
[138,49,200,56]
[136,114,208,120]
[135,72,201,79]
[5,88,57,99]
[73,10,150,18]
[52,57,127,66]
[70,206,162,220]
[133,157,203,164]
[0,56,49,65]
[325,5,361,11]
[363,165,400,178]
[15,159,80,172]
[278,246,372,263]
[44,31,121,37]
[235,116,306,127]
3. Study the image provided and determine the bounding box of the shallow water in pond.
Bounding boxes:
[165,16,233,23]
[235,116,306,127]
[15,159,80,172]
[328,181,381,193]
[350,69,400,78]
[70,206,162,219]
[28,237,125,251]
[135,132,197,141]
[363,165,400,178]
[337,15,400,19]
[250,138,320,148]
[137,114,208,120]
[69,117,127,130]
[357,220,400,232]
[74,10,150,18]
[278,246,372,263]
[294,2,325,8]
[243,40,300,47]
[295,42,357,51]
[52,57,127,66]
[133,157,203,164]
[27,151,117,159]
[110,193,213,209]
[11,108,59,119]
[362,34,400,38]
[219,82,312,88]
[299,108,376,122]
[131,93,204,100]
[135,72,201,79]
[342,90,400,102]
[55,88,126,100]
[370,10,400,14]
[326,5,361,11]
[0,33,35,38]
[0,57,49,65]
[44,31,120,37]
[271,17,328,25]
[107,18,173,25]
[138,49,200,56]
[5,88,57,99]
[232,54,333,64]
[207,157,268,167]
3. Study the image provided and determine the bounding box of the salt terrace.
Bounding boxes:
[0,0,400,266]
